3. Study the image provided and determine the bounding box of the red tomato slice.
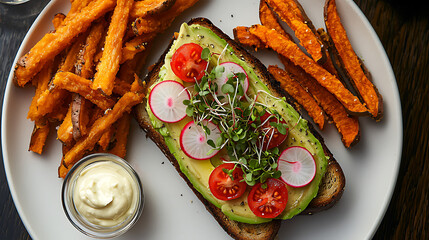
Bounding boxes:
[259,112,288,150]
[170,43,208,82]
[247,178,288,218]
[209,163,247,201]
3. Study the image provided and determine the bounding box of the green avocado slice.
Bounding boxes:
[146,23,328,224]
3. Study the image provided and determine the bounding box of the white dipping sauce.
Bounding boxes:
[73,161,138,227]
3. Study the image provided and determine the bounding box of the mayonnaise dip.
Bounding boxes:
[73,161,139,227]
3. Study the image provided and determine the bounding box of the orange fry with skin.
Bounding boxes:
[71,94,93,140]
[29,118,50,154]
[268,65,325,130]
[58,161,70,179]
[98,123,115,151]
[265,0,323,62]
[59,32,88,73]
[108,113,131,158]
[35,88,70,120]
[121,33,156,64]
[76,19,107,79]
[325,0,383,120]
[130,0,176,18]
[92,0,134,95]
[131,0,199,35]
[259,0,291,39]
[31,33,86,120]
[57,104,74,145]
[52,72,115,111]
[68,0,93,19]
[280,55,360,147]
[27,61,54,121]
[113,78,132,96]
[249,24,368,115]
[62,91,144,169]
[233,26,265,50]
[52,13,66,30]
[13,0,115,87]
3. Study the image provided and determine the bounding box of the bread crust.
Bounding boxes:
[133,17,344,240]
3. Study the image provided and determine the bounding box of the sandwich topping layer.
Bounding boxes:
[145,22,328,224]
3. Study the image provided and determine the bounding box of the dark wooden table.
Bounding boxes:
[1,0,427,239]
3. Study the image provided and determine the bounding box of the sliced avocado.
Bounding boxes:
[146,23,328,224]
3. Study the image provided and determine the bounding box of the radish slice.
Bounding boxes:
[149,80,190,123]
[277,146,316,188]
[214,62,249,98]
[180,120,221,160]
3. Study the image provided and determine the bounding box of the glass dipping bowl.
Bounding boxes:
[62,153,144,239]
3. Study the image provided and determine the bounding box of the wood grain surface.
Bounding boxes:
[0,0,427,239]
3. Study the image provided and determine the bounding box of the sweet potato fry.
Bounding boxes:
[121,33,156,64]
[76,99,91,139]
[233,26,264,50]
[35,88,70,120]
[131,0,200,35]
[13,0,116,87]
[29,118,50,154]
[259,0,291,39]
[58,143,73,178]
[52,13,66,30]
[130,0,176,18]
[52,72,115,111]
[30,34,86,120]
[108,113,131,158]
[59,32,87,73]
[113,78,132,96]
[316,28,341,77]
[130,74,145,94]
[98,123,115,151]
[86,107,105,132]
[265,0,323,62]
[75,19,107,79]
[279,0,317,27]
[260,0,337,78]
[121,49,152,84]
[62,91,144,168]
[92,0,134,95]
[27,61,54,121]
[58,160,70,179]
[68,0,93,18]
[324,0,383,120]
[71,94,92,140]
[57,104,74,145]
[249,24,368,115]
[268,65,325,130]
[46,103,69,122]
[280,55,360,147]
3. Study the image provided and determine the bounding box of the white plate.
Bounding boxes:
[2,0,402,239]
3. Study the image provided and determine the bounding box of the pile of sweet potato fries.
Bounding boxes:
[234,0,383,148]
[14,0,382,180]
[13,0,199,178]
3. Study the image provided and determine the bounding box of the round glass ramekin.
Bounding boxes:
[62,153,144,239]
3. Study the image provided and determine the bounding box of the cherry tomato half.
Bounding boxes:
[259,112,288,150]
[209,163,247,201]
[170,43,208,82]
[247,178,288,218]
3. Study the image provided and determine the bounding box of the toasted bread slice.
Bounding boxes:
[133,17,345,240]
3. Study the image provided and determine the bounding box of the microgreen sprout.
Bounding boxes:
[185,48,287,186]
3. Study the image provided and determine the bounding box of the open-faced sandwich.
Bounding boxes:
[134,18,345,240]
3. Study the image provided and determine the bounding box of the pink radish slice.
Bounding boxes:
[180,120,221,160]
[149,80,190,123]
[277,146,316,188]
[214,62,249,97]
